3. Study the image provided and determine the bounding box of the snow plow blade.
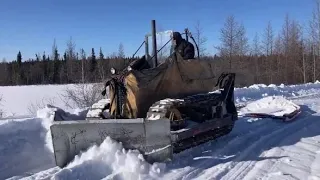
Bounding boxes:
[50,118,172,168]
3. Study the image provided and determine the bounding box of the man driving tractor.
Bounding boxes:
[171,31,195,60]
[125,31,196,72]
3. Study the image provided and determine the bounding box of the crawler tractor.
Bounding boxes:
[50,20,238,168]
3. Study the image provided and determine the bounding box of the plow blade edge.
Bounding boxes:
[50,118,172,168]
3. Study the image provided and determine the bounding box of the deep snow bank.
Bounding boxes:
[40,106,165,180]
[234,81,320,104]
[52,137,165,180]
[0,117,55,179]
[2,107,165,180]
[239,96,299,117]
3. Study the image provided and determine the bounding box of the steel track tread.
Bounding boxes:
[146,93,235,153]
[146,93,223,120]
[172,123,234,154]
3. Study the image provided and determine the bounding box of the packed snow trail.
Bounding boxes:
[161,104,320,180]
[1,82,320,179]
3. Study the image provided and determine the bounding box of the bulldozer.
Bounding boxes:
[50,20,238,168]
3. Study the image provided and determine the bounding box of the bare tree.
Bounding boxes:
[110,52,118,59]
[281,14,291,83]
[262,21,274,56]
[79,48,86,83]
[118,43,125,58]
[66,37,76,82]
[66,37,76,60]
[262,21,274,83]
[237,23,249,56]
[98,47,106,81]
[252,33,262,55]
[216,15,243,69]
[273,33,283,83]
[301,36,307,83]
[288,19,303,83]
[193,20,208,57]
[0,94,3,118]
[27,97,56,115]
[251,32,261,82]
[60,83,104,109]
[309,0,320,81]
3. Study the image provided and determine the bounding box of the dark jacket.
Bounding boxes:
[172,32,195,60]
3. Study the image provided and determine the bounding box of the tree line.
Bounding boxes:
[0,39,132,86]
[1,0,320,87]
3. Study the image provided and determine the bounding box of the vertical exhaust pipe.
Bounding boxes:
[151,20,158,67]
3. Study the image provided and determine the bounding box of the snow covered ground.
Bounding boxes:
[1,82,320,179]
[0,83,102,119]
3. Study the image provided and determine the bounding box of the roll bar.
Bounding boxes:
[131,20,200,68]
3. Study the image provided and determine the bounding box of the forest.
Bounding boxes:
[1,1,320,87]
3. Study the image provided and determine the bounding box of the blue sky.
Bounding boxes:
[0,0,315,61]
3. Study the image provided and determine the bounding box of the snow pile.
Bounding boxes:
[45,137,165,180]
[1,105,166,180]
[6,106,165,180]
[0,117,55,179]
[234,82,320,104]
[239,96,299,117]
[37,104,88,121]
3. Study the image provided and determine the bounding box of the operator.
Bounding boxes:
[171,31,195,60]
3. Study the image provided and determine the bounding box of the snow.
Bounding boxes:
[51,137,165,180]
[0,117,55,180]
[0,83,102,118]
[239,96,299,116]
[1,81,320,179]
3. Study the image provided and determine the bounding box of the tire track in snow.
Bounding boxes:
[162,119,273,180]
[257,116,320,180]
[197,103,316,179]
[199,121,287,180]
[218,110,316,180]
[166,118,284,180]
[165,94,316,180]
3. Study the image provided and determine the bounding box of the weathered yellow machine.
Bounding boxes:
[50,20,238,168]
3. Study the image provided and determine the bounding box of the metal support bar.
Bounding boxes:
[145,35,149,62]
[151,20,158,68]
[185,28,189,42]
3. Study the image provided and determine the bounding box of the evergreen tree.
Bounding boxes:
[17,51,22,66]
[16,51,22,85]
[90,48,96,73]
[99,47,104,60]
